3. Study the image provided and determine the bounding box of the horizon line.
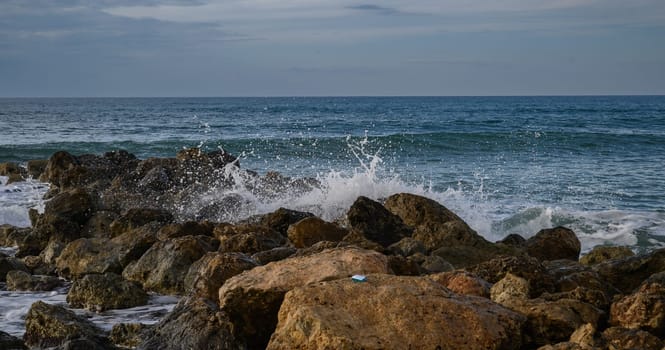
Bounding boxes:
[1,94,665,99]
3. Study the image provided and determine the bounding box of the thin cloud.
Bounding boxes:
[346,4,400,15]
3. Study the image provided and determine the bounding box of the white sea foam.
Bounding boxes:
[0,175,48,227]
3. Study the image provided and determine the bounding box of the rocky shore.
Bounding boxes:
[1,149,664,350]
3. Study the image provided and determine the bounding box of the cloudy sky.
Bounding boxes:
[1,0,664,97]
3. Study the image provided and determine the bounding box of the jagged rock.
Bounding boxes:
[123,235,216,294]
[109,323,149,349]
[387,237,427,257]
[429,270,492,298]
[468,255,557,298]
[601,326,664,350]
[568,323,599,349]
[215,224,285,254]
[267,274,526,350]
[67,273,149,312]
[580,246,634,265]
[6,270,61,291]
[40,240,66,266]
[23,301,112,349]
[593,248,665,293]
[156,221,214,241]
[525,227,581,261]
[386,255,422,276]
[535,343,585,350]
[540,287,611,311]
[109,208,173,237]
[1,256,28,281]
[251,247,296,265]
[138,297,236,350]
[21,255,53,275]
[252,207,314,236]
[81,211,119,239]
[545,260,619,300]
[0,225,31,247]
[0,162,21,176]
[218,247,391,349]
[44,187,95,225]
[183,252,258,300]
[26,159,48,179]
[498,233,527,247]
[39,151,79,186]
[286,217,348,248]
[610,271,665,334]
[419,254,455,273]
[55,238,122,279]
[491,273,530,305]
[346,196,412,247]
[0,331,26,350]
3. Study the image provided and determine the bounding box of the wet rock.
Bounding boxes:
[218,247,390,349]
[183,252,258,300]
[6,270,62,291]
[346,196,412,247]
[24,301,111,349]
[387,237,427,257]
[253,207,314,236]
[0,331,26,350]
[251,246,296,265]
[525,227,581,261]
[109,208,173,238]
[287,216,348,248]
[267,274,526,350]
[6,173,25,184]
[44,187,95,225]
[468,255,557,298]
[580,245,634,266]
[491,273,530,305]
[498,233,527,247]
[0,161,22,176]
[601,326,664,350]
[55,238,122,279]
[109,323,149,349]
[40,240,66,266]
[81,211,119,239]
[39,151,80,187]
[67,272,149,312]
[138,297,236,350]
[156,221,214,241]
[215,224,285,254]
[123,235,216,294]
[0,256,28,281]
[593,248,665,294]
[0,225,31,247]
[26,159,48,179]
[609,271,665,334]
[429,270,492,298]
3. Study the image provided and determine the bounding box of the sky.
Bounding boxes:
[1,0,664,97]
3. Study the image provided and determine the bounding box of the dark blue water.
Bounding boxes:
[1,96,664,250]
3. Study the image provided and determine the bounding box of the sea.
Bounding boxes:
[1,96,664,336]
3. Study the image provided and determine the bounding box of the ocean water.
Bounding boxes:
[1,96,665,337]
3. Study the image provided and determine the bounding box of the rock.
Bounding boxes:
[109,208,173,237]
[39,151,80,185]
[420,254,455,273]
[0,330,26,350]
[183,252,258,300]
[593,248,665,294]
[491,273,531,305]
[109,323,149,349]
[0,256,28,281]
[286,217,348,248]
[0,225,31,247]
[468,255,557,298]
[156,221,214,241]
[387,237,427,256]
[55,238,122,279]
[609,271,665,334]
[545,260,619,304]
[601,327,664,350]
[341,229,386,252]
[218,247,391,349]
[429,270,492,298]
[44,187,95,225]
[6,270,61,291]
[138,297,236,350]
[0,162,21,176]
[541,287,611,311]
[253,207,314,236]
[40,240,66,266]
[67,273,149,312]
[22,255,53,275]
[123,235,215,294]
[536,343,585,350]
[81,211,119,239]
[525,227,581,261]
[215,224,285,254]
[386,255,422,276]
[251,247,296,265]
[6,173,25,184]
[23,301,111,349]
[580,246,634,265]
[568,323,598,349]
[498,233,527,247]
[267,274,526,350]
[346,196,412,247]
[26,159,48,179]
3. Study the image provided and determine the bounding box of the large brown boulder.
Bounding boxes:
[580,245,634,265]
[23,301,112,349]
[138,297,236,350]
[183,252,258,300]
[525,227,581,261]
[267,274,526,350]
[123,235,216,294]
[609,271,665,334]
[287,216,348,248]
[218,247,391,349]
[346,196,412,247]
[593,248,665,294]
[67,272,149,312]
[468,255,557,297]
[55,238,122,279]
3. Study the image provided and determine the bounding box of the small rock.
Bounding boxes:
[491,273,530,305]
[251,247,296,265]
[525,227,581,261]
[420,254,454,273]
[429,270,492,298]
[67,272,149,312]
[286,216,348,248]
[601,326,664,350]
[6,270,61,291]
[215,224,285,254]
[109,323,149,349]
[468,255,556,298]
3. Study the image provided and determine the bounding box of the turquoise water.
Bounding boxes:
[1,96,664,251]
